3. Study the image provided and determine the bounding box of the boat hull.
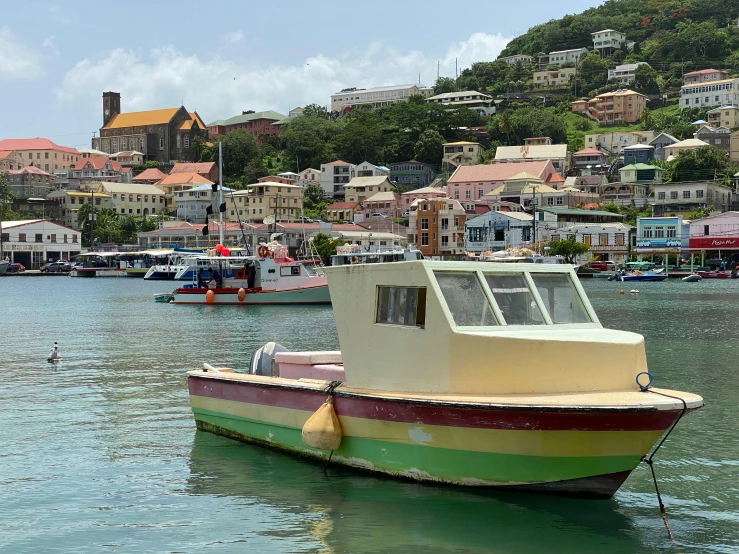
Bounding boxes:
[172,284,331,305]
[188,375,685,499]
[696,271,733,279]
[69,268,125,278]
[125,268,149,278]
[617,274,667,282]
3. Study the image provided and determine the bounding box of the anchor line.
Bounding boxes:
[643,388,689,541]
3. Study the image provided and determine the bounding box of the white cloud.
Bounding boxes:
[55,33,511,123]
[222,30,244,44]
[0,26,44,80]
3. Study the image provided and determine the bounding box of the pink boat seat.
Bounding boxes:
[278,363,345,382]
[274,351,342,365]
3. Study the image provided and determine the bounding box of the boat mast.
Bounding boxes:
[218,141,224,246]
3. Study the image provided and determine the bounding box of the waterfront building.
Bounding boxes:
[494,143,569,175]
[571,89,647,125]
[533,68,576,87]
[499,54,532,65]
[649,133,679,161]
[389,160,436,189]
[154,172,213,212]
[664,138,710,161]
[538,207,624,225]
[684,69,730,85]
[330,84,430,112]
[0,150,24,172]
[692,126,732,153]
[688,211,739,255]
[572,148,608,171]
[362,191,400,219]
[540,221,634,265]
[447,160,557,202]
[408,197,467,258]
[635,216,690,257]
[91,91,208,164]
[592,29,628,55]
[206,110,286,139]
[464,210,534,253]
[707,106,739,129]
[343,176,392,204]
[425,90,496,116]
[584,131,655,156]
[132,167,167,184]
[400,186,447,215]
[651,181,730,217]
[109,151,144,167]
[6,166,54,199]
[442,141,482,170]
[537,47,588,70]
[0,138,79,172]
[355,161,390,178]
[0,219,82,268]
[326,201,361,222]
[227,182,303,224]
[170,161,218,183]
[95,182,167,218]
[320,160,356,198]
[608,63,649,85]
[46,190,113,230]
[680,77,739,110]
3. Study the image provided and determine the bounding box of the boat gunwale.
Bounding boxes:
[187,372,701,413]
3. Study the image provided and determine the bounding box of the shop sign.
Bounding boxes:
[688,237,739,249]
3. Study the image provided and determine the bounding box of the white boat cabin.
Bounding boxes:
[325,260,648,397]
[331,244,421,266]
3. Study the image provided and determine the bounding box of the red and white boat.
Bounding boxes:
[169,243,330,305]
[695,270,734,279]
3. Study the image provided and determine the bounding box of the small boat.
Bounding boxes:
[695,270,733,279]
[615,271,667,282]
[0,260,9,275]
[682,274,702,283]
[188,260,703,499]
[154,293,175,303]
[121,249,175,277]
[69,252,126,277]
[169,243,330,305]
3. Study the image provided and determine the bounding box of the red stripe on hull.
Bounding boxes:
[188,375,679,432]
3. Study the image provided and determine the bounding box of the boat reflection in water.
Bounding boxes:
[187,432,645,553]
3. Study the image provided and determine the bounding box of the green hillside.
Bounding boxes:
[501,0,739,85]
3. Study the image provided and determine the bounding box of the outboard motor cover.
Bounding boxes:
[249,342,288,376]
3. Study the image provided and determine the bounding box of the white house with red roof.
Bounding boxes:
[447,160,557,202]
[71,156,125,185]
[572,147,608,170]
[320,160,356,197]
[0,138,80,172]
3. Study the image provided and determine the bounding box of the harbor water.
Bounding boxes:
[0,276,737,553]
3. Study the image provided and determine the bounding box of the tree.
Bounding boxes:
[633,64,660,95]
[190,136,206,162]
[577,52,608,93]
[304,183,325,204]
[0,174,14,220]
[413,129,445,166]
[601,202,621,214]
[689,206,714,220]
[303,104,329,119]
[433,77,457,94]
[281,115,340,171]
[665,145,729,182]
[144,160,160,169]
[547,236,588,264]
[211,129,261,178]
[311,233,345,265]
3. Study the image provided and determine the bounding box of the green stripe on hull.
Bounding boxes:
[192,409,642,485]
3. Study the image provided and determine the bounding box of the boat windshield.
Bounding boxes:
[433,270,592,327]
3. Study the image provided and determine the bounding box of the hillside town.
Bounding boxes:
[3,22,739,271]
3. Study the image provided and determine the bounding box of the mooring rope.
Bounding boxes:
[639,379,689,542]
[322,380,343,471]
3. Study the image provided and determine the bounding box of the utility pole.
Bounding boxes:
[455,58,458,78]
[437,61,440,81]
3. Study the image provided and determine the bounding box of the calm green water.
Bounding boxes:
[0,276,737,553]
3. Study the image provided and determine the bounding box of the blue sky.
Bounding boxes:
[0,0,601,148]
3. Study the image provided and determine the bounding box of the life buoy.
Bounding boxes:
[258,245,269,258]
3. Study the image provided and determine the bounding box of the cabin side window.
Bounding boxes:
[530,274,591,324]
[434,272,497,326]
[484,274,545,325]
[375,287,426,328]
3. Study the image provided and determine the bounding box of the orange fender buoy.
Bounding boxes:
[205,290,215,304]
[302,397,343,450]
[237,288,246,302]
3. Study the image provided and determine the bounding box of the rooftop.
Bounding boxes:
[494,144,568,160]
[156,172,214,186]
[207,110,286,127]
[132,168,167,182]
[327,201,360,210]
[0,138,78,154]
[103,108,180,130]
[331,84,424,96]
[539,207,624,218]
[448,160,552,184]
[170,162,217,175]
[426,90,492,101]
[574,148,605,156]
[620,163,661,171]
[344,176,391,188]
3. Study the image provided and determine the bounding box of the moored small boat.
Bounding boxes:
[682,274,702,282]
[615,270,668,282]
[695,270,733,279]
[69,252,126,277]
[188,260,702,498]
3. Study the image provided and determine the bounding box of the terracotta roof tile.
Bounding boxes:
[156,172,214,186]
[170,162,216,175]
[132,168,167,182]
[327,201,360,210]
[103,108,180,130]
[0,138,78,154]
